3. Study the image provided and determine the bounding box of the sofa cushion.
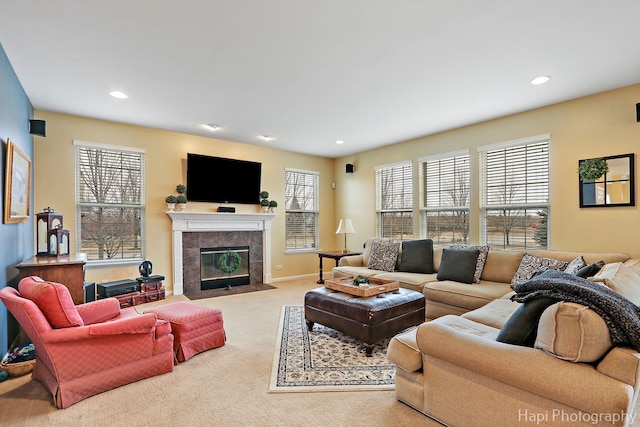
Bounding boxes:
[589,262,640,305]
[387,327,422,373]
[424,280,513,313]
[367,241,400,272]
[479,250,524,283]
[449,244,490,283]
[374,271,438,292]
[564,256,587,275]
[398,239,434,274]
[495,297,557,346]
[534,302,613,363]
[18,276,84,329]
[511,253,569,287]
[461,296,520,329]
[437,249,480,284]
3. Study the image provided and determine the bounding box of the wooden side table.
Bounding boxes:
[16,254,87,305]
[316,250,361,284]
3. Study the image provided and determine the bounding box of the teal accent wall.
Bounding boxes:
[0,43,34,356]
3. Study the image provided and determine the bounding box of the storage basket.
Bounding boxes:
[0,358,35,377]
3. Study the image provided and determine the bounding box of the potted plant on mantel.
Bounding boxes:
[176,195,187,211]
[165,195,177,211]
[268,200,278,213]
[259,191,270,213]
[578,158,609,181]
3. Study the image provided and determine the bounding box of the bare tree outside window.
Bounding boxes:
[376,162,413,240]
[481,140,549,249]
[285,169,318,251]
[76,144,145,262]
[421,153,470,244]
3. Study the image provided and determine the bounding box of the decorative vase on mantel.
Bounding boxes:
[269,200,278,214]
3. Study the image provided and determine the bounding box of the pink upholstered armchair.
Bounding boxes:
[0,276,174,408]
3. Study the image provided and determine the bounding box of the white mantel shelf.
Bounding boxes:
[167,211,276,295]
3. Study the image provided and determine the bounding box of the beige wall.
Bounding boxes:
[33,112,337,291]
[335,84,640,257]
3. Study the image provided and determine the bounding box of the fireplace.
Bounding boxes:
[200,246,250,290]
[167,212,275,296]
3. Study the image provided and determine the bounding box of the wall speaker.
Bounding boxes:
[636,103,640,123]
[84,282,96,303]
[346,163,354,173]
[29,119,46,137]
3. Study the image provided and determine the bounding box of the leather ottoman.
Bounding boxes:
[145,301,226,362]
[304,287,425,356]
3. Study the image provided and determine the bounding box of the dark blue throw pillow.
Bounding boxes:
[436,249,480,284]
[398,239,434,274]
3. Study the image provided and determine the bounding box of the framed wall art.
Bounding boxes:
[579,153,635,208]
[3,138,31,223]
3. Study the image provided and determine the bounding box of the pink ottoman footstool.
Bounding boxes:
[145,301,226,362]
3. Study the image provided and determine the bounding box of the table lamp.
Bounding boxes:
[335,219,356,253]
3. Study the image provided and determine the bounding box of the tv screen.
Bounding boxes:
[186,153,262,204]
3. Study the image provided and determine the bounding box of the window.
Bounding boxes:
[285,168,319,251]
[419,150,470,244]
[75,141,145,264]
[375,161,413,240]
[479,135,549,249]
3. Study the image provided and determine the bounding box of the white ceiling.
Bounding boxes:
[1,1,640,158]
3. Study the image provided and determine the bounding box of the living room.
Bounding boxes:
[2,2,640,426]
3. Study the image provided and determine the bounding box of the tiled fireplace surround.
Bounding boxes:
[167,212,276,297]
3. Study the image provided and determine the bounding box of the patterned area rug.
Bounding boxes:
[269,305,397,392]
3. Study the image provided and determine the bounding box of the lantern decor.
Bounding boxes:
[36,207,70,257]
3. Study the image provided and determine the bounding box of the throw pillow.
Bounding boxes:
[511,254,569,287]
[18,276,84,329]
[450,244,490,283]
[534,301,613,363]
[367,241,401,272]
[575,260,605,278]
[588,262,640,306]
[362,237,393,266]
[397,239,434,274]
[564,256,587,275]
[496,297,557,346]
[436,249,480,284]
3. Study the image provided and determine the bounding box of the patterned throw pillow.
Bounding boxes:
[449,244,490,283]
[511,254,569,287]
[564,256,587,275]
[367,241,401,272]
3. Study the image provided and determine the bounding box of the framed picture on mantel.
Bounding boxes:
[579,153,635,208]
[3,139,32,223]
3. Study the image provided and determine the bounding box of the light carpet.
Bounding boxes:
[269,305,397,393]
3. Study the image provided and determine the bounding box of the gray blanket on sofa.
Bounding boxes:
[511,270,640,351]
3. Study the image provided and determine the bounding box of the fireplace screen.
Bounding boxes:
[200,246,250,290]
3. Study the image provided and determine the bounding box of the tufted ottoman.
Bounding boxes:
[304,287,425,356]
[145,301,226,362]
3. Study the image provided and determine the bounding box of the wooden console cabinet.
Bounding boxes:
[16,254,87,305]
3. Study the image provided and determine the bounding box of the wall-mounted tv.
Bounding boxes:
[186,153,262,204]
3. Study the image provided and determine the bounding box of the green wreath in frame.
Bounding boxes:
[218,250,242,274]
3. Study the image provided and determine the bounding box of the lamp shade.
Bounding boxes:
[335,218,356,234]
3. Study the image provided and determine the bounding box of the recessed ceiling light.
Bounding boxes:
[109,90,128,99]
[335,140,345,145]
[202,124,220,131]
[530,76,551,85]
[260,134,274,141]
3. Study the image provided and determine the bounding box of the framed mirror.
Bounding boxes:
[579,153,635,207]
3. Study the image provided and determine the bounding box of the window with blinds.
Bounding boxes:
[285,169,319,251]
[479,137,549,249]
[419,151,470,244]
[375,161,413,240]
[75,141,145,264]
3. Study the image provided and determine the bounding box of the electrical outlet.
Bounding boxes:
[276,264,283,270]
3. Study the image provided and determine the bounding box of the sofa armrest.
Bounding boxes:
[76,297,121,325]
[41,313,158,343]
[416,316,634,414]
[597,346,640,387]
[338,255,364,267]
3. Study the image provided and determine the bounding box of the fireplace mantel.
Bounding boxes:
[167,211,276,295]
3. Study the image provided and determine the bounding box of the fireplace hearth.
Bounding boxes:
[201,246,250,290]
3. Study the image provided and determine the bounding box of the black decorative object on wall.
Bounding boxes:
[579,153,635,208]
[346,163,354,173]
[636,103,640,123]
[29,119,46,137]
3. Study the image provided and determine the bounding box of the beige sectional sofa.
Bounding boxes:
[333,239,640,426]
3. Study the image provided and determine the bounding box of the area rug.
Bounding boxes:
[269,305,398,393]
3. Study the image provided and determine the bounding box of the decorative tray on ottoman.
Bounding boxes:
[324,275,400,297]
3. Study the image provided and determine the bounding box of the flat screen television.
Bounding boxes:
[186,153,262,204]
